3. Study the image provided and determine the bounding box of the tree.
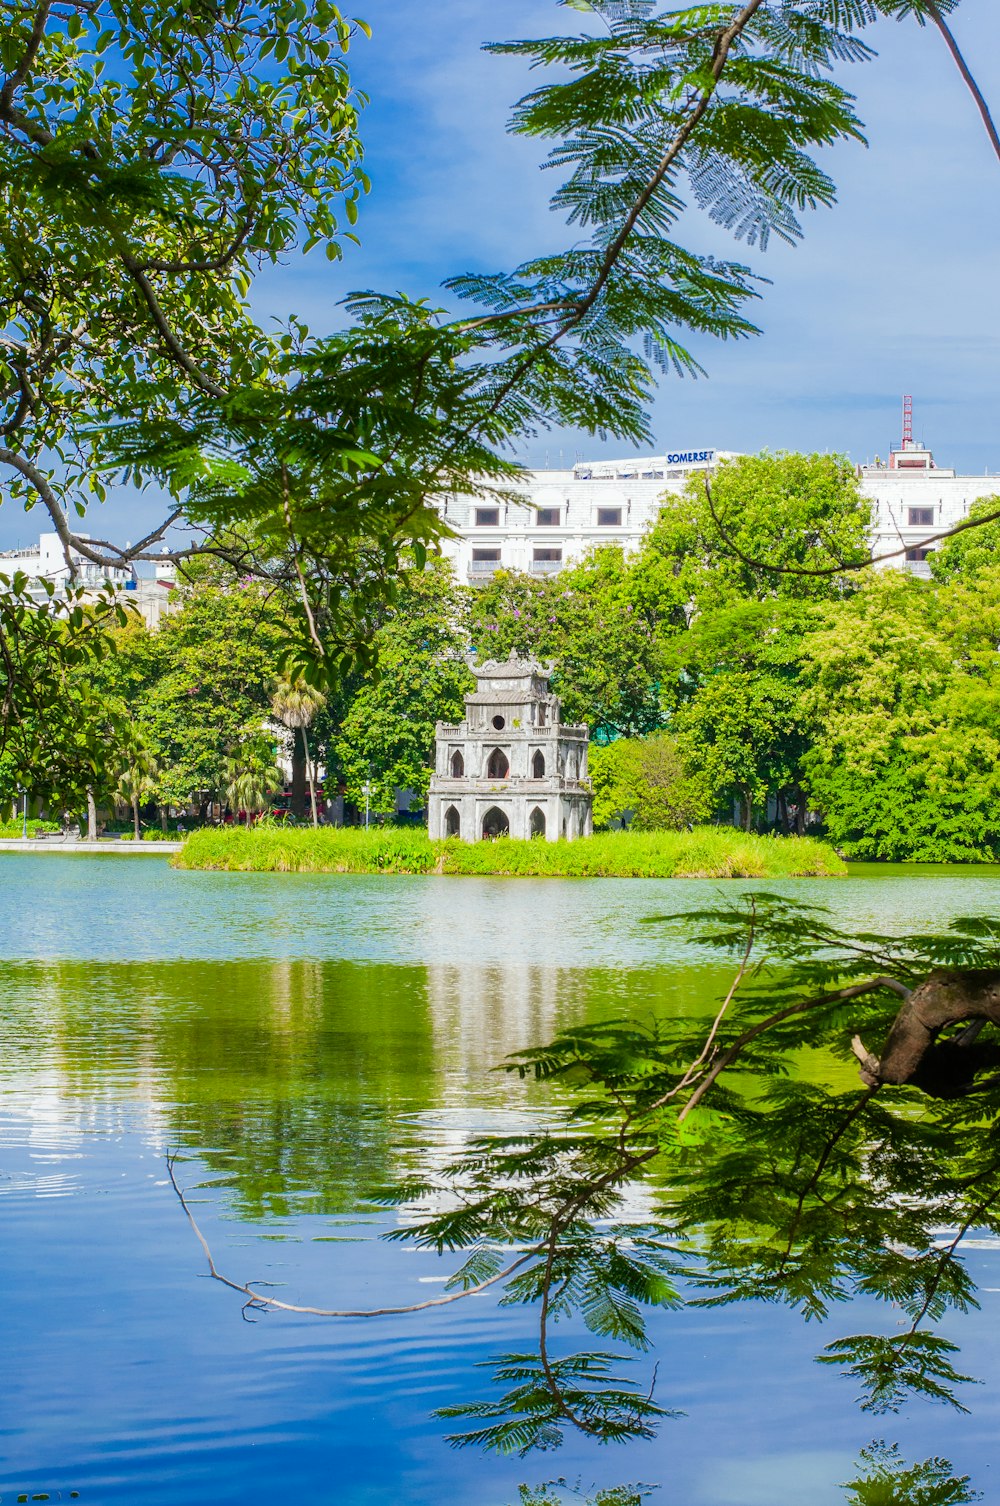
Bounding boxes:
[800,571,1000,860]
[115,729,158,840]
[0,572,129,815]
[588,734,706,831]
[333,561,473,815]
[138,565,293,813]
[642,452,873,613]
[5,0,980,695]
[467,549,665,741]
[223,738,282,824]
[929,497,1000,582]
[271,678,327,825]
[665,598,820,831]
[842,1442,980,1506]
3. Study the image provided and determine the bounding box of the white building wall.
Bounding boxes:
[438,446,1000,583]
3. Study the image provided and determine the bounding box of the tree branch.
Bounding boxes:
[166,1155,542,1319]
[925,0,1000,165]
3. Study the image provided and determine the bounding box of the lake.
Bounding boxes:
[1,855,999,1505]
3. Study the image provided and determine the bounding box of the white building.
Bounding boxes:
[437,438,1000,582]
[0,532,178,628]
[860,438,1000,577]
[438,449,731,582]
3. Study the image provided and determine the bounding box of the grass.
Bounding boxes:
[174,825,846,879]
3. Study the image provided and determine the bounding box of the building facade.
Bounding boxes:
[427,656,592,843]
[0,532,177,628]
[436,438,1000,583]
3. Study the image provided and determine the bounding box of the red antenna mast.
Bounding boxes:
[902,394,913,448]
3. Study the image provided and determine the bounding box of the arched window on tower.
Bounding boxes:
[444,805,461,838]
[529,806,546,839]
[532,750,545,779]
[450,748,464,777]
[482,806,510,839]
[486,747,510,779]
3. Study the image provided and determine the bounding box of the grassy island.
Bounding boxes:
[174,826,845,879]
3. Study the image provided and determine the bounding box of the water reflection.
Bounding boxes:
[3,861,1000,1504]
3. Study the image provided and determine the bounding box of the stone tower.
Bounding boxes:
[427,654,592,843]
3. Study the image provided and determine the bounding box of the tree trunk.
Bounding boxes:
[777,790,790,836]
[86,787,97,841]
[854,969,1000,1098]
[290,727,307,817]
[133,796,141,841]
[160,805,168,833]
[742,793,753,833]
[303,725,319,827]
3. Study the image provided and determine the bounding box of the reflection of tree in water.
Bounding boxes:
[0,957,439,1219]
[0,954,756,1221]
[513,1444,981,1506]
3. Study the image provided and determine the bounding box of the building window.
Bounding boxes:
[531,547,562,574]
[475,507,500,526]
[486,747,510,779]
[536,507,560,526]
[905,547,932,562]
[444,805,461,838]
[529,807,546,839]
[908,507,934,527]
[492,714,506,730]
[450,749,464,777]
[470,548,501,575]
[597,507,623,527]
[532,750,545,778]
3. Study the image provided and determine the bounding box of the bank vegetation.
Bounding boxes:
[174,826,845,880]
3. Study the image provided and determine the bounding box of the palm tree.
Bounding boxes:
[271,678,326,827]
[116,734,159,841]
[223,744,282,825]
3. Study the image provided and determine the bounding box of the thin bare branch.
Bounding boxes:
[166,1155,541,1318]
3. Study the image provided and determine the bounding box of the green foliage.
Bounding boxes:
[341,894,1000,1454]
[223,736,282,820]
[0,818,60,837]
[842,1441,980,1506]
[123,568,294,807]
[588,735,707,831]
[466,550,664,739]
[332,561,474,813]
[1,0,364,507]
[930,498,1000,582]
[0,572,129,809]
[515,1485,653,1506]
[800,571,1000,860]
[640,452,873,609]
[1,0,949,687]
[175,825,844,877]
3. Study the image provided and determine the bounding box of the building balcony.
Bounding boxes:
[529,559,563,575]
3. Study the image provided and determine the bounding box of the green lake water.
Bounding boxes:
[1,855,999,1505]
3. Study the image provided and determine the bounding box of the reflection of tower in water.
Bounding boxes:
[405,961,657,1225]
[426,962,572,1107]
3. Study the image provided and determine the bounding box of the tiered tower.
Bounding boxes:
[428,655,592,843]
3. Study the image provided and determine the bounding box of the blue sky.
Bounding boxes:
[3,0,998,550]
